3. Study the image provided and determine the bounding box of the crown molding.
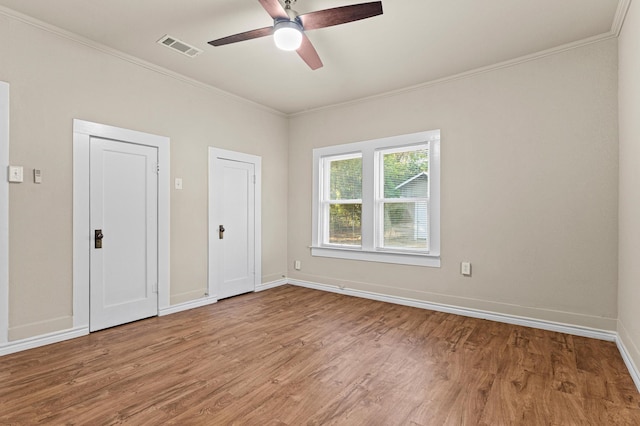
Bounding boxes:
[290,30,618,117]
[0,2,629,119]
[291,0,629,117]
[612,0,633,36]
[0,5,286,118]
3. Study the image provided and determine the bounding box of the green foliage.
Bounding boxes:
[326,148,429,244]
[328,157,363,244]
[329,157,362,200]
[329,204,361,245]
[383,148,429,198]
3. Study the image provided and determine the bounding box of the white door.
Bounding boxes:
[209,149,260,300]
[89,136,158,331]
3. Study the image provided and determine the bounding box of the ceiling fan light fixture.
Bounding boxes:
[208,0,383,70]
[273,20,303,51]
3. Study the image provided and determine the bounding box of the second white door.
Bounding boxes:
[90,137,159,331]
[209,150,258,300]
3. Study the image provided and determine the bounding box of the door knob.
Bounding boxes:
[219,225,225,239]
[95,229,104,249]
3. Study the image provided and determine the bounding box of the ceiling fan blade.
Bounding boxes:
[258,0,289,20]
[297,33,323,70]
[298,1,383,31]
[208,26,274,46]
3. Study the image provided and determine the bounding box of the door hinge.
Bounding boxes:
[156,164,160,174]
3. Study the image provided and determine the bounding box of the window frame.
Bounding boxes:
[375,144,430,254]
[312,130,440,267]
[320,152,363,248]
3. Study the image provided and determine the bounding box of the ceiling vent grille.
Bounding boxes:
[157,35,202,58]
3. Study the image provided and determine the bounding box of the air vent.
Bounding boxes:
[157,35,202,58]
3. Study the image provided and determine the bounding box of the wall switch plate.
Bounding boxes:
[461,262,472,276]
[34,169,42,184]
[8,165,23,183]
[175,178,183,190]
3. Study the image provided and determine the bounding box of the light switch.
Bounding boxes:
[175,178,183,190]
[34,169,42,184]
[8,166,23,183]
[461,262,472,276]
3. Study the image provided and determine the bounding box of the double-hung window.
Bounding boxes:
[312,130,440,267]
[321,153,363,246]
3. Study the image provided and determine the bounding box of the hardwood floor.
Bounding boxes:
[1,285,639,425]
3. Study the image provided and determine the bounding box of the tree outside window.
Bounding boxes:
[312,130,440,267]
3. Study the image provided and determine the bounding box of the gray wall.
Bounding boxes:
[618,0,640,377]
[0,14,289,340]
[0,8,629,350]
[288,39,619,330]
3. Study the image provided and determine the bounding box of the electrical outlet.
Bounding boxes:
[461,262,472,276]
[8,165,23,183]
[294,260,301,270]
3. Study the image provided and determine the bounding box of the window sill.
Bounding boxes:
[310,246,441,267]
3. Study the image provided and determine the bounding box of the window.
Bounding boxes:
[322,153,362,246]
[312,130,440,267]
[378,145,430,251]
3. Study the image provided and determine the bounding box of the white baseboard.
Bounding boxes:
[170,289,209,306]
[256,278,288,292]
[0,280,287,357]
[0,326,88,357]
[290,278,639,392]
[159,295,218,316]
[158,278,287,315]
[0,274,632,391]
[288,279,617,342]
[616,321,640,393]
[616,337,640,392]
[7,315,73,342]
[160,278,288,315]
[0,294,220,356]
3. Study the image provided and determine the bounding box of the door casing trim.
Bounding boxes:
[73,119,170,330]
[208,147,262,299]
[0,82,9,345]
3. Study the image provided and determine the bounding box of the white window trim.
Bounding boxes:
[320,152,362,249]
[312,130,440,267]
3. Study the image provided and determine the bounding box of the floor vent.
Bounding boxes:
[157,35,202,58]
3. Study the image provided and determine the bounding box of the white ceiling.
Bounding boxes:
[0,0,624,114]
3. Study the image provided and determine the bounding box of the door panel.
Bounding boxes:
[90,137,158,331]
[223,164,250,284]
[212,158,255,300]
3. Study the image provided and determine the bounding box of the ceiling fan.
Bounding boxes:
[208,0,383,70]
